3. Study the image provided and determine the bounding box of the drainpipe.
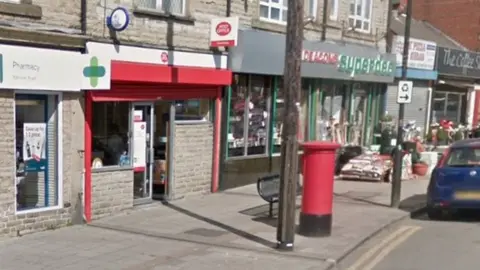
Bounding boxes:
[386,0,393,53]
[321,0,328,41]
[81,0,87,35]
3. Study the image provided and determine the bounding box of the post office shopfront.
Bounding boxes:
[83,42,231,222]
[0,44,87,237]
[221,29,396,190]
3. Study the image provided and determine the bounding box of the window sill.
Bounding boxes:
[133,7,195,25]
[0,1,42,19]
[16,205,62,215]
[252,18,287,34]
[252,17,331,34]
[92,166,133,173]
[175,120,211,125]
[226,153,269,161]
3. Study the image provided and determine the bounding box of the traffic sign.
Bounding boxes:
[397,80,413,104]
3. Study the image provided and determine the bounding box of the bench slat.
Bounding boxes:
[257,174,302,203]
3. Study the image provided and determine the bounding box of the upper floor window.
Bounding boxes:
[349,0,372,32]
[259,0,317,24]
[136,0,186,16]
[329,0,338,20]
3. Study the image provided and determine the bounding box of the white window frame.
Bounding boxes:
[259,0,288,25]
[349,0,373,33]
[137,0,187,16]
[305,0,318,20]
[259,0,317,24]
[329,0,338,20]
[14,91,63,215]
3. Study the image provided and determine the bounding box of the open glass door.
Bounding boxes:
[131,102,154,204]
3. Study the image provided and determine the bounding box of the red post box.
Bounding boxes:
[298,141,340,237]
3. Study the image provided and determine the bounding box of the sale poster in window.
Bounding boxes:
[23,123,47,172]
[133,121,147,169]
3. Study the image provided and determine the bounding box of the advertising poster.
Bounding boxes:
[23,123,47,172]
[133,122,147,169]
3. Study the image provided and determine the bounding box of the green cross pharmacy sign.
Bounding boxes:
[83,56,106,87]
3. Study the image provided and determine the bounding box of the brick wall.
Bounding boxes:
[91,169,133,220]
[85,0,388,51]
[0,91,83,238]
[411,0,478,50]
[86,0,225,51]
[229,0,389,50]
[172,123,213,199]
[0,0,80,29]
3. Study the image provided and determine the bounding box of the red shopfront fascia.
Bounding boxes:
[84,60,231,222]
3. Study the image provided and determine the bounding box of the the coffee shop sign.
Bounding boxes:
[302,49,393,76]
[436,47,480,77]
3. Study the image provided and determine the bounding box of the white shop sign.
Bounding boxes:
[86,42,228,69]
[0,44,85,91]
[394,36,437,70]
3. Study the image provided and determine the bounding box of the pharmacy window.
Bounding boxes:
[91,102,131,168]
[174,100,210,121]
[15,94,60,212]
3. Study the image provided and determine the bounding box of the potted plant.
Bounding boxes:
[379,114,393,130]
[436,127,449,145]
[412,160,429,176]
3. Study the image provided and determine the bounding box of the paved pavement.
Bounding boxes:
[0,179,429,269]
[339,212,480,270]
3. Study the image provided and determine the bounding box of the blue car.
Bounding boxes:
[427,138,480,220]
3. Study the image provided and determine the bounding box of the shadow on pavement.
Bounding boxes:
[333,192,389,208]
[398,194,427,218]
[162,201,277,249]
[412,209,480,222]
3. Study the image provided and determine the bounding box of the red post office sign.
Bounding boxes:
[210,17,239,47]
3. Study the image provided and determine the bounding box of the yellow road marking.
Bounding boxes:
[361,226,421,270]
[346,225,421,270]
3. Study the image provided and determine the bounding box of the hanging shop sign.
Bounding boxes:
[436,46,480,78]
[210,17,239,47]
[106,7,130,32]
[393,36,437,70]
[302,50,394,77]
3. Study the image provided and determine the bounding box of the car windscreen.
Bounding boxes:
[444,147,480,167]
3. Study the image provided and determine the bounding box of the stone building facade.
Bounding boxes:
[0,0,86,237]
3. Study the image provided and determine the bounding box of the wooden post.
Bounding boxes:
[276,0,303,251]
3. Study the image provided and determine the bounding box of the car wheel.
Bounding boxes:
[427,207,445,220]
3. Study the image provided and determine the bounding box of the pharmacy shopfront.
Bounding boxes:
[221,29,396,189]
[83,42,231,222]
[0,44,88,236]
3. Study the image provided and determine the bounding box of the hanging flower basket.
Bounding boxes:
[412,162,428,176]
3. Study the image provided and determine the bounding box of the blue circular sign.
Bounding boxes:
[107,7,130,32]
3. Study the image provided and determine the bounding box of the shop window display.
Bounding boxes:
[174,99,210,121]
[227,75,271,157]
[318,83,345,143]
[15,94,59,211]
[432,92,466,124]
[91,102,131,167]
[272,79,307,153]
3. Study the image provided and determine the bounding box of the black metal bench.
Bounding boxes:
[256,174,303,218]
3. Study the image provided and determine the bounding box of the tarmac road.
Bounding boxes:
[339,212,480,270]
